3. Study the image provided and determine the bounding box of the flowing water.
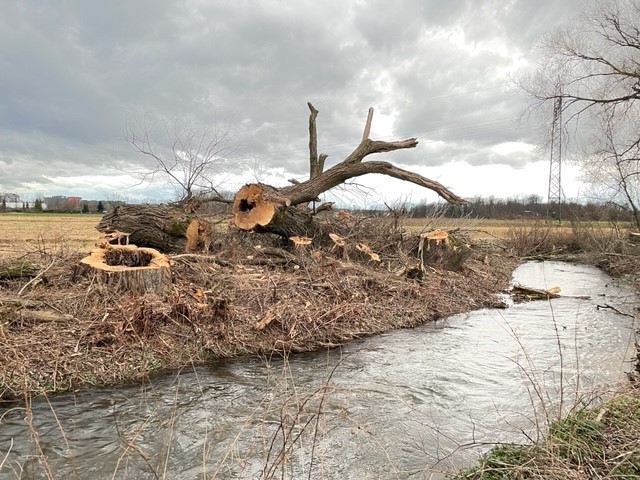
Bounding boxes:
[0,261,638,479]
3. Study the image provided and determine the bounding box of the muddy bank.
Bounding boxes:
[0,235,518,400]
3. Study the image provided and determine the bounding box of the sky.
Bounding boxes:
[0,0,591,206]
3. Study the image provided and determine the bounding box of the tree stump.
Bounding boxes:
[418,229,471,271]
[79,245,172,294]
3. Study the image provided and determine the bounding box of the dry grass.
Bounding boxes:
[0,213,103,256]
[402,217,579,241]
[1,212,635,390]
[1,213,638,479]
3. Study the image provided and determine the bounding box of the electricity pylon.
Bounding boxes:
[547,96,563,222]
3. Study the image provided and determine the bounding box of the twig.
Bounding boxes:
[111,407,160,480]
[43,393,79,478]
[596,303,635,318]
[17,258,56,296]
[0,437,12,470]
[308,357,342,479]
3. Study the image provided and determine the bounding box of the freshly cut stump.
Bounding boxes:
[80,245,172,294]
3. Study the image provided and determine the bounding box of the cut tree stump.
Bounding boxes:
[79,245,172,294]
[417,229,471,271]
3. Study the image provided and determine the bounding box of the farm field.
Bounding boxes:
[0,211,597,258]
[392,216,577,239]
[0,213,104,257]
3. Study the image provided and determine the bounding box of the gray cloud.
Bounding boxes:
[0,0,588,201]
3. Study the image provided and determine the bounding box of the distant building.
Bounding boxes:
[44,195,83,211]
[67,196,81,207]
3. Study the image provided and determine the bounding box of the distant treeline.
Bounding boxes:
[407,197,631,222]
[2,195,632,223]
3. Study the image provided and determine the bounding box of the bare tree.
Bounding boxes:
[583,110,640,228]
[126,116,233,205]
[521,0,640,226]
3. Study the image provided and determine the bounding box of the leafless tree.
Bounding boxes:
[126,116,233,204]
[521,0,640,227]
[583,110,640,228]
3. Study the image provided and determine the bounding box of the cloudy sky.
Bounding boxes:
[0,0,589,206]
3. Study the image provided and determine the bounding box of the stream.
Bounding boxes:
[0,261,638,479]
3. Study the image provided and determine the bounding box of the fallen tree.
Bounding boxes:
[99,103,466,249]
[231,104,464,238]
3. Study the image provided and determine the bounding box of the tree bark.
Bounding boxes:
[307,102,326,179]
[97,204,194,252]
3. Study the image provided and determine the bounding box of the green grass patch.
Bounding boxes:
[451,389,640,479]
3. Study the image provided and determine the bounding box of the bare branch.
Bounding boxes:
[125,117,232,204]
[308,102,320,179]
[282,161,465,205]
[520,1,640,227]
[361,107,374,142]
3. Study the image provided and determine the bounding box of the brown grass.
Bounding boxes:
[1,213,638,480]
[0,213,103,256]
[402,217,579,241]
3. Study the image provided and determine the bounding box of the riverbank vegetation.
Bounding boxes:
[452,387,640,479]
[0,214,637,397]
[447,220,640,479]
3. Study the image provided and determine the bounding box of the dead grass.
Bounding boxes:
[1,213,636,401]
[403,217,579,241]
[0,213,103,256]
[1,213,638,479]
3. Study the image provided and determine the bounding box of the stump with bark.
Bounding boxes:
[79,245,172,294]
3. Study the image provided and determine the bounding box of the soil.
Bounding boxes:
[0,225,520,401]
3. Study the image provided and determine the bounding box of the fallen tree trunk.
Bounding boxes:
[511,284,590,301]
[96,204,195,252]
[102,103,467,245]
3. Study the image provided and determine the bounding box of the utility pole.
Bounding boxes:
[547,96,563,222]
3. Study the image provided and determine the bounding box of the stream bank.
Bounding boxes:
[0,238,518,400]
